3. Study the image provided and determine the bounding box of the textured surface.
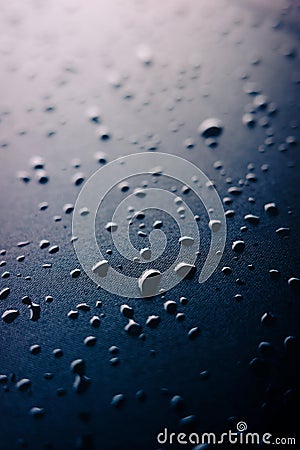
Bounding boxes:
[0,0,299,449]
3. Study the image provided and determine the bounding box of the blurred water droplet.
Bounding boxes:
[188,326,200,339]
[111,393,125,408]
[198,118,223,138]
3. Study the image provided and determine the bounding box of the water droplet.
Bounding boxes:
[111,393,125,408]
[179,236,195,246]
[109,346,119,355]
[94,151,108,164]
[16,378,32,391]
[284,336,296,352]
[198,118,223,138]
[68,310,78,319]
[83,336,97,347]
[153,220,163,229]
[29,407,45,418]
[136,45,153,65]
[188,326,200,339]
[63,203,74,214]
[120,304,134,318]
[86,106,101,123]
[76,303,90,311]
[70,359,85,375]
[96,125,110,140]
[264,202,278,215]
[243,82,261,95]
[30,156,45,169]
[242,113,256,127]
[72,173,85,186]
[2,309,19,323]
[179,415,197,428]
[138,269,161,297]
[1,271,10,279]
[73,375,91,394]
[29,303,41,321]
[249,357,268,377]
[48,245,59,254]
[269,269,280,280]
[261,311,275,326]
[79,207,90,216]
[200,370,210,379]
[228,186,242,195]
[17,171,31,183]
[184,138,195,149]
[244,214,260,224]
[174,262,196,278]
[258,341,273,356]
[176,312,185,321]
[56,388,66,397]
[253,94,268,109]
[52,348,63,358]
[30,344,41,355]
[208,220,222,232]
[170,395,184,410]
[124,319,142,335]
[39,239,50,249]
[146,315,161,328]
[222,266,232,275]
[39,202,48,210]
[35,170,49,184]
[164,301,177,314]
[110,357,120,366]
[0,374,8,384]
[92,260,109,277]
[70,268,81,278]
[0,287,10,299]
[276,227,290,237]
[136,389,146,400]
[232,240,245,253]
[90,315,100,327]
[180,296,188,305]
[105,222,118,232]
[135,245,148,260]
[288,277,300,289]
[17,241,30,248]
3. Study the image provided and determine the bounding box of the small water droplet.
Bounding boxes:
[111,393,125,408]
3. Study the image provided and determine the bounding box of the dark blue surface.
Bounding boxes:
[0,1,299,449]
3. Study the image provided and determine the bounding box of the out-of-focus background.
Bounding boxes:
[0,0,299,449]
